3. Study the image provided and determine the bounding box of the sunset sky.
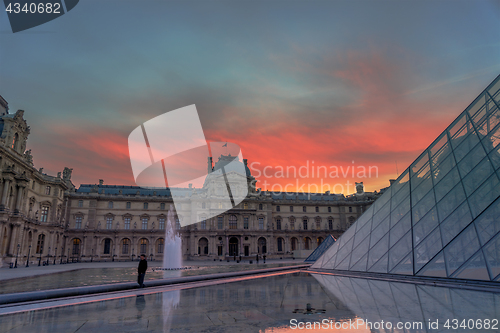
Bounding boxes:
[1,0,499,194]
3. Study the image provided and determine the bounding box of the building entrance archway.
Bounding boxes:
[229,237,238,256]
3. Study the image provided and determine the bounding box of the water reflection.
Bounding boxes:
[310,273,500,332]
[162,270,181,332]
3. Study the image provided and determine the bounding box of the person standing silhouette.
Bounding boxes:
[138,254,147,288]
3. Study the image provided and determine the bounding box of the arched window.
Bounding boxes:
[229,215,237,229]
[103,239,111,254]
[140,238,148,254]
[258,237,267,254]
[304,237,311,250]
[317,237,323,246]
[72,238,81,255]
[198,237,209,255]
[277,238,284,252]
[157,238,164,254]
[291,237,298,251]
[122,239,130,254]
[36,234,45,254]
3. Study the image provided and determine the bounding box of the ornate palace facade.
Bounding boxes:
[0,96,381,266]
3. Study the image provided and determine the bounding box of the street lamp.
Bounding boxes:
[91,248,93,262]
[54,247,57,265]
[47,247,50,265]
[38,247,42,266]
[14,244,19,268]
[26,245,31,267]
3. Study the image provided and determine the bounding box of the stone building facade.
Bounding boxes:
[0,96,381,266]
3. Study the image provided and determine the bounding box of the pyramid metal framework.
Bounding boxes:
[305,235,336,262]
[312,75,500,281]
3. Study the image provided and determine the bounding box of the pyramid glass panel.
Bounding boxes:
[416,251,447,278]
[483,233,500,279]
[313,75,500,282]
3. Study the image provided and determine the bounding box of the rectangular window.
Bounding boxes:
[290,206,293,212]
[201,220,206,230]
[303,206,306,213]
[316,219,321,229]
[124,217,130,230]
[32,181,35,190]
[160,203,165,210]
[144,202,149,209]
[328,219,333,230]
[349,206,352,213]
[175,218,181,230]
[103,239,111,254]
[140,239,147,254]
[303,219,308,230]
[159,218,165,230]
[142,218,148,230]
[244,217,249,229]
[202,202,206,209]
[243,202,248,209]
[106,217,113,229]
[315,206,319,213]
[126,202,131,209]
[78,200,83,208]
[258,217,264,230]
[75,216,82,229]
[218,216,223,229]
[328,207,331,213]
[36,234,45,254]
[218,246,223,256]
[45,186,51,195]
[108,201,113,209]
[276,219,281,230]
[229,217,237,229]
[290,219,295,230]
[276,205,280,212]
[41,206,49,222]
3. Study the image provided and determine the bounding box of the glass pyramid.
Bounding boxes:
[305,235,336,262]
[312,74,500,281]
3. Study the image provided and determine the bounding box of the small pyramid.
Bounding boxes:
[305,235,336,262]
[313,74,500,282]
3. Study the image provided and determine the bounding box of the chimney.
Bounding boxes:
[99,179,104,185]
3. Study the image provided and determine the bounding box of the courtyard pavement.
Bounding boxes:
[0,258,301,282]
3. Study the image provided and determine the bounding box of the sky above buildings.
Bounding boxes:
[0,0,499,194]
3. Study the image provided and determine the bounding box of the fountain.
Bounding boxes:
[163,205,183,269]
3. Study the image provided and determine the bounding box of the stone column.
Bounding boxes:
[8,223,19,255]
[15,184,25,212]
